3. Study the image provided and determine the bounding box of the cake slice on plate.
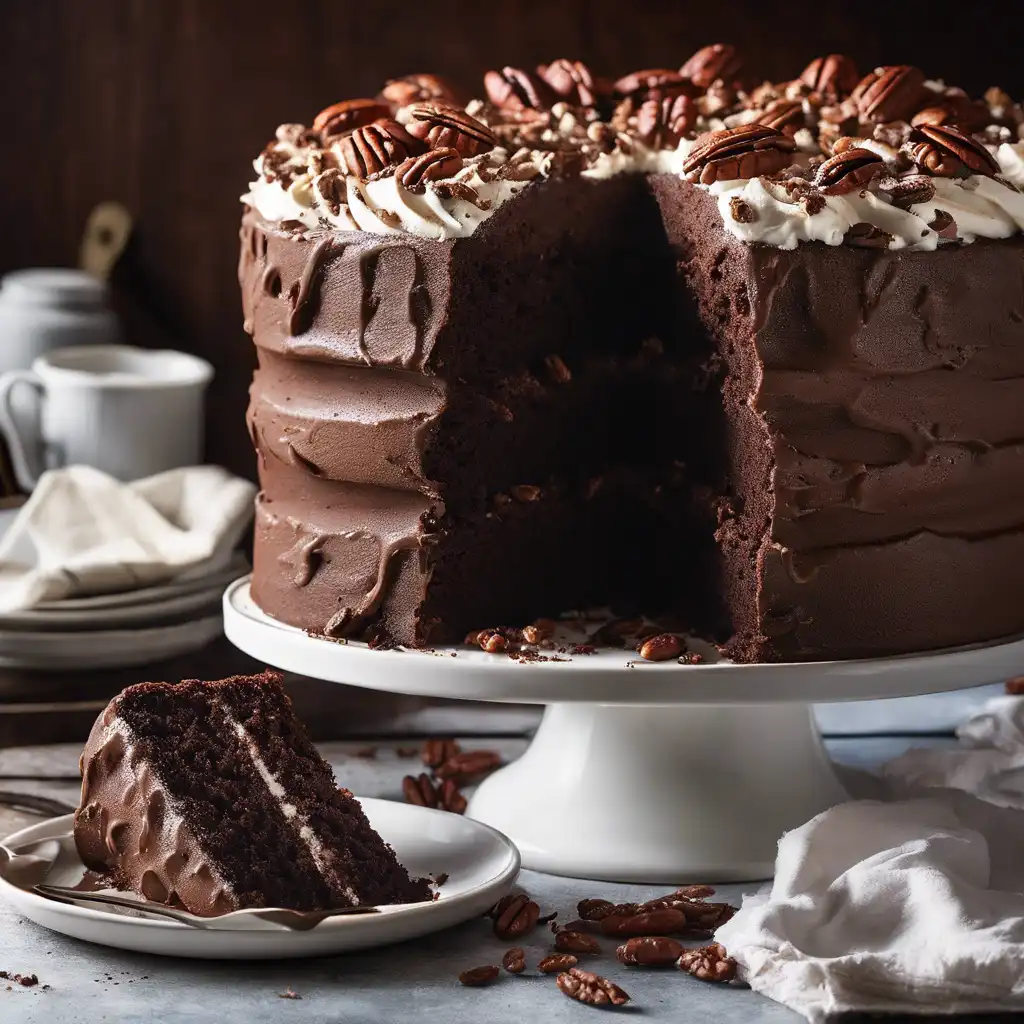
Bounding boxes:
[74,671,431,916]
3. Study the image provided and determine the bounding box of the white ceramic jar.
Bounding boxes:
[0,269,121,373]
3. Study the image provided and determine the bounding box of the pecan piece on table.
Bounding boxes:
[812,146,886,194]
[401,772,438,809]
[600,907,688,936]
[493,893,541,939]
[458,965,500,987]
[799,54,860,100]
[434,749,502,784]
[906,124,1000,177]
[617,936,685,966]
[680,43,744,89]
[554,930,602,955]
[484,66,556,112]
[422,737,461,769]
[851,65,926,123]
[502,947,526,974]
[395,149,463,192]
[637,633,683,662]
[682,125,795,185]
[556,968,630,1007]
[312,98,390,137]
[407,103,497,156]
[678,942,738,983]
[339,120,424,178]
[539,953,578,974]
[577,897,616,921]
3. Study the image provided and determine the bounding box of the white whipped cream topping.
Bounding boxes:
[996,141,1024,188]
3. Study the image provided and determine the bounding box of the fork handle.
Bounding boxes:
[33,885,202,927]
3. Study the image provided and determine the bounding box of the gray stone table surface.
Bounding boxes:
[0,726,1007,1023]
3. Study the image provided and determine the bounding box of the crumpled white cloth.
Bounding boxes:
[717,697,1024,1021]
[0,465,255,610]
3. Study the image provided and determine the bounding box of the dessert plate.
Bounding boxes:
[0,799,519,959]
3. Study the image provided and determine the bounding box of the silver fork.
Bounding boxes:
[32,885,382,931]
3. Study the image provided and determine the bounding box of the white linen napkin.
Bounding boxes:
[0,465,255,610]
[717,698,1024,1021]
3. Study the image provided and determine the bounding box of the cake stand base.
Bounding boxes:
[223,577,1024,882]
[467,702,846,882]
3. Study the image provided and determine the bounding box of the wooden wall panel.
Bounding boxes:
[2,0,1019,478]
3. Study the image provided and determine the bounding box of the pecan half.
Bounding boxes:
[578,898,616,921]
[556,968,630,1007]
[614,68,691,100]
[538,58,603,108]
[339,120,424,178]
[435,749,502,783]
[539,954,578,974]
[554,931,602,955]
[754,99,804,135]
[422,737,460,768]
[402,772,438,808]
[438,778,467,814]
[812,146,886,194]
[680,43,743,89]
[395,149,464,192]
[502,947,526,974]
[484,66,556,111]
[600,907,688,936]
[678,942,738,983]
[493,894,541,939]
[616,936,684,966]
[312,99,390,137]
[459,965,500,987]
[379,73,463,109]
[682,125,795,184]
[638,634,683,661]
[637,93,696,146]
[407,103,497,156]
[851,65,926,123]
[908,124,999,177]
[799,55,860,100]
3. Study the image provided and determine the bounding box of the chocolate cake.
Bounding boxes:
[74,672,430,915]
[239,52,1024,661]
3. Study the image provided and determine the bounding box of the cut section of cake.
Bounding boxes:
[74,672,431,915]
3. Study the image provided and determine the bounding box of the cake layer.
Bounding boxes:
[253,465,711,645]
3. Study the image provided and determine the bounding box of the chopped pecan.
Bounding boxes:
[812,146,886,194]
[276,123,322,147]
[422,737,461,768]
[402,772,438,809]
[614,68,691,101]
[435,749,503,783]
[600,907,688,936]
[638,633,683,661]
[682,125,795,184]
[729,196,758,224]
[407,103,497,156]
[554,931,602,955]
[538,954,578,974]
[680,43,744,89]
[522,618,557,643]
[906,124,999,178]
[395,149,463,191]
[493,894,541,939]
[543,354,572,383]
[379,73,463,109]
[502,947,526,974]
[314,168,346,216]
[799,54,860,100]
[339,120,424,178]
[616,936,684,966]
[678,942,738,983]
[538,58,604,108]
[637,92,696,146]
[312,98,390,137]
[459,965,500,987]
[556,968,630,1007]
[851,65,926,123]
[484,66,556,111]
[754,99,804,134]
[468,629,508,654]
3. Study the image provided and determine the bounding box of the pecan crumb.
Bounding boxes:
[278,987,302,1000]
[729,196,759,224]
[459,965,500,987]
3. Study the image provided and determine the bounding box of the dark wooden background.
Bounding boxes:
[3,0,1019,480]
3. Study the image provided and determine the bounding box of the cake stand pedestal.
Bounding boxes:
[223,578,1024,882]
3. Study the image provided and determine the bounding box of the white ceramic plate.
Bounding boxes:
[0,614,224,670]
[0,802,518,959]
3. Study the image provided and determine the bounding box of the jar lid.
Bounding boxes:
[1,269,108,307]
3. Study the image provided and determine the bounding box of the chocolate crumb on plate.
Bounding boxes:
[278,987,302,999]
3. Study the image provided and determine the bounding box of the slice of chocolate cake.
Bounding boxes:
[74,672,430,915]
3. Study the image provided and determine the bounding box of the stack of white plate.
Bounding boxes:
[0,552,248,671]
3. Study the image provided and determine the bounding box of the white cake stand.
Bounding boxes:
[223,577,1024,883]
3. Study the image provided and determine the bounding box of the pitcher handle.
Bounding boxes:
[0,370,45,492]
